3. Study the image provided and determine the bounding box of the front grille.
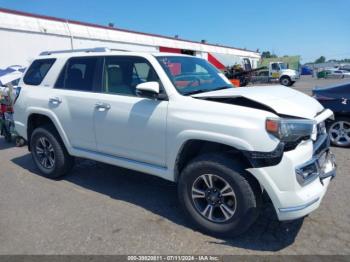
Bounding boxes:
[317,121,327,137]
[314,134,330,157]
[314,121,329,156]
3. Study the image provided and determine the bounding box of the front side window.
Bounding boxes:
[271,63,280,70]
[55,57,100,92]
[156,56,233,95]
[23,59,56,85]
[103,56,160,96]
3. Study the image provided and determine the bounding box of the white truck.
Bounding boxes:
[14,48,336,236]
[257,62,300,86]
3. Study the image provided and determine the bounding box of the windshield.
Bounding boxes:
[156,56,233,95]
[279,63,288,70]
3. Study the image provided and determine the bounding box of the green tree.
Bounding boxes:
[314,56,326,63]
[261,51,278,59]
[261,51,271,58]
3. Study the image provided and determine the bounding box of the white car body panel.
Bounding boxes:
[93,93,168,167]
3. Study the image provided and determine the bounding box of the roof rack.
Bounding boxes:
[39,47,127,56]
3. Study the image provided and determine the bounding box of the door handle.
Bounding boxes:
[95,102,111,111]
[49,97,62,105]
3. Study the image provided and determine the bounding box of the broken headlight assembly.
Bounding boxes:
[266,118,316,143]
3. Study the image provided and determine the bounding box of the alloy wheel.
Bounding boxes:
[329,121,350,146]
[35,137,55,169]
[191,174,237,223]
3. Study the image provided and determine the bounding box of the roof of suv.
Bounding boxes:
[37,48,192,59]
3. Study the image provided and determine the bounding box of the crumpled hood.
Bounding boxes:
[192,85,324,119]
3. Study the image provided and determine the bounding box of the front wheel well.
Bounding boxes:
[280,75,291,81]
[27,114,57,151]
[174,140,253,182]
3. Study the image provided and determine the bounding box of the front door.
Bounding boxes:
[270,63,281,79]
[93,56,168,167]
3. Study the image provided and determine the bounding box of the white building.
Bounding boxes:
[0,8,260,70]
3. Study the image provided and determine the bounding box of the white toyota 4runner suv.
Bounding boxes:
[14,48,336,236]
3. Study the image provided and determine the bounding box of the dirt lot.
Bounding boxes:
[0,76,350,255]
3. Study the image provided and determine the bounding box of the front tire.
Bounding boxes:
[178,154,261,237]
[30,125,74,178]
[280,76,292,86]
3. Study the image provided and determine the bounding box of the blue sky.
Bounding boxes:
[0,0,349,62]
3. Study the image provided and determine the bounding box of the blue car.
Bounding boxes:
[313,82,350,147]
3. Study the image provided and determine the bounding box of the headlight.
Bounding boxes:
[266,118,316,142]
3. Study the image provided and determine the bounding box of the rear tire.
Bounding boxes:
[178,154,261,237]
[30,125,74,178]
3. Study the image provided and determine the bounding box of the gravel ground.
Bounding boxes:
[0,76,349,255]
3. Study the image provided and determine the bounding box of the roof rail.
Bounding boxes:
[39,47,127,56]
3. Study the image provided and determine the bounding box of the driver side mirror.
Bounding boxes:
[136,81,160,99]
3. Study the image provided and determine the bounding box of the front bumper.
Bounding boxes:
[247,133,336,221]
[290,74,300,81]
[277,148,336,220]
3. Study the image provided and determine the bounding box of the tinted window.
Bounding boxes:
[23,59,55,85]
[55,57,100,92]
[103,56,159,96]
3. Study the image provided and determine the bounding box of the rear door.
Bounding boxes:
[50,56,103,151]
[93,56,168,167]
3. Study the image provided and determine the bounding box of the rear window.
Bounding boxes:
[23,59,56,85]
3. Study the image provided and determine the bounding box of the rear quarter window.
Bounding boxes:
[23,59,56,85]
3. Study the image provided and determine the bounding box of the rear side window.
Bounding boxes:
[55,57,101,92]
[23,59,56,85]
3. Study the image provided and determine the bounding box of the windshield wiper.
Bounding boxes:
[184,86,232,96]
[183,89,211,95]
[212,86,232,91]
